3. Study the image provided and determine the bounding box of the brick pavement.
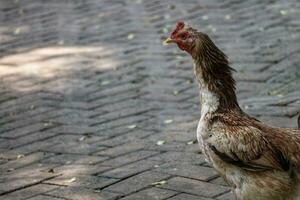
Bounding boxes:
[0,0,299,199]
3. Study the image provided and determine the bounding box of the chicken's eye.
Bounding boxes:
[180,34,187,40]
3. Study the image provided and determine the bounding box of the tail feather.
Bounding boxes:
[298,114,300,129]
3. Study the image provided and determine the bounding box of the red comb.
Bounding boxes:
[171,20,185,38]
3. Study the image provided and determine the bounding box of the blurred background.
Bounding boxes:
[0,0,299,199]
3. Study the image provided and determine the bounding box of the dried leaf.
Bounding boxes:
[17,154,25,159]
[187,140,197,145]
[244,105,250,110]
[164,119,173,124]
[156,140,166,146]
[101,80,110,86]
[224,14,231,20]
[186,79,193,85]
[167,4,176,10]
[127,33,135,40]
[280,10,287,15]
[162,27,169,34]
[151,180,167,186]
[127,124,137,129]
[207,25,216,33]
[7,168,15,172]
[202,15,209,20]
[173,90,179,96]
[268,90,280,96]
[65,177,76,183]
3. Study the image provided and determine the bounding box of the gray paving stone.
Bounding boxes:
[100,159,161,179]
[0,0,299,199]
[0,184,58,200]
[47,175,119,189]
[154,163,218,181]
[216,191,235,200]
[47,186,120,200]
[103,150,160,167]
[119,187,178,200]
[0,152,54,173]
[104,171,171,195]
[168,194,212,200]
[0,164,59,194]
[40,154,108,165]
[27,195,65,200]
[160,177,230,198]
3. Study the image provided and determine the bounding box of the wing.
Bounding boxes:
[262,126,300,170]
[207,114,292,172]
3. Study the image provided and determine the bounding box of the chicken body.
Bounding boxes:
[197,84,300,200]
[164,21,300,200]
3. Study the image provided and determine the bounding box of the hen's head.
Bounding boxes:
[163,21,197,54]
[163,21,219,59]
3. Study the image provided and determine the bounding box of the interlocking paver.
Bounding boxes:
[103,171,171,195]
[160,177,230,198]
[119,187,178,200]
[0,0,299,199]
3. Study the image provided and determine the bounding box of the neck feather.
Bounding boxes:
[192,35,241,112]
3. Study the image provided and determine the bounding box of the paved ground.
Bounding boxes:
[0,0,299,199]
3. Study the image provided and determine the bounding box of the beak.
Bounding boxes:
[163,37,175,46]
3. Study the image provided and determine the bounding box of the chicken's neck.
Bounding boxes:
[193,58,241,117]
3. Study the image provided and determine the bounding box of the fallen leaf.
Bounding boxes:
[187,140,197,145]
[244,105,250,110]
[7,168,15,172]
[280,10,287,15]
[17,154,25,159]
[202,15,209,20]
[127,124,137,129]
[224,14,231,20]
[127,33,135,40]
[94,189,101,193]
[151,180,167,186]
[156,140,166,146]
[65,177,76,183]
[207,25,217,33]
[167,4,176,10]
[164,119,173,124]
[186,79,193,84]
[161,27,169,33]
[268,90,280,96]
[101,80,110,86]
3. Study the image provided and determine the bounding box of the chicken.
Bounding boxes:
[163,21,300,200]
